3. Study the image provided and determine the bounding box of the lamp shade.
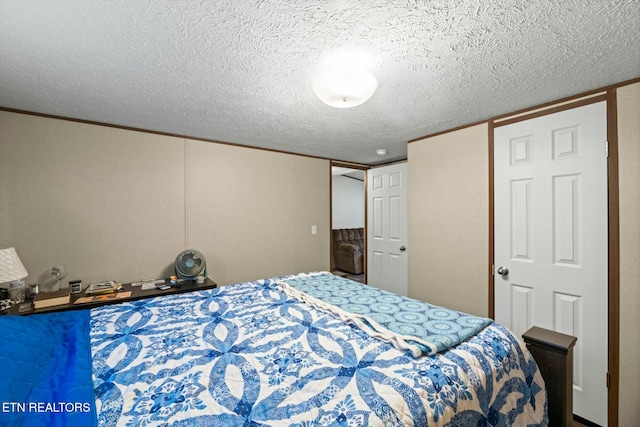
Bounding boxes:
[313,69,377,108]
[0,247,28,283]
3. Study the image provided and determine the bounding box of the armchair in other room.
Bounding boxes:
[332,228,364,275]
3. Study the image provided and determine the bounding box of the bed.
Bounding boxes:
[0,272,548,426]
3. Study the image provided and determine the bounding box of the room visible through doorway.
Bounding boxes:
[331,165,366,283]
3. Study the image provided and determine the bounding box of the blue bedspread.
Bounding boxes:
[0,310,97,427]
[90,274,547,426]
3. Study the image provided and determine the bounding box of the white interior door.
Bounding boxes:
[494,102,608,426]
[367,163,407,296]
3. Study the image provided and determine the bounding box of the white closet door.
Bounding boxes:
[494,102,608,426]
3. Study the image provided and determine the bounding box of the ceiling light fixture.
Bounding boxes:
[313,69,377,108]
[376,149,387,156]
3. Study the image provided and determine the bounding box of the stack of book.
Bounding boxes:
[85,280,122,295]
[33,287,70,309]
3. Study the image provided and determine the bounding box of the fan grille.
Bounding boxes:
[175,249,206,278]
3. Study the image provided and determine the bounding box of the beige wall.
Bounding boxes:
[407,123,489,317]
[0,112,186,285]
[0,111,330,286]
[184,139,330,285]
[617,81,640,426]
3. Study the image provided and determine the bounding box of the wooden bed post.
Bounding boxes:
[522,326,577,427]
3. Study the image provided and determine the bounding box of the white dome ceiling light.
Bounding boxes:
[313,69,377,109]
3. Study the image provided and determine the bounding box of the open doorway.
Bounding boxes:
[331,165,366,283]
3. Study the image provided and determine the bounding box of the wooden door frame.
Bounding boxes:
[488,92,619,426]
[330,161,369,282]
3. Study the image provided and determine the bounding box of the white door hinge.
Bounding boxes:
[606,141,609,158]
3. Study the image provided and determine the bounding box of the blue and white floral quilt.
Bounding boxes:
[90,273,548,426]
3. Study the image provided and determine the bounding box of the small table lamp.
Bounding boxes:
[0,247,28,287]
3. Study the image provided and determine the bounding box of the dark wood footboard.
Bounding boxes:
[523,326,577,427]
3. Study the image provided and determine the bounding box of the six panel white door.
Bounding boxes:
[494,102,608,426]
[367,163,408,296]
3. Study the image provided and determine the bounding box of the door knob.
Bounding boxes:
[399,246,406,252]
[497,266,509,276]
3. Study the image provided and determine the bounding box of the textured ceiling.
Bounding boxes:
[1,1,638,164]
